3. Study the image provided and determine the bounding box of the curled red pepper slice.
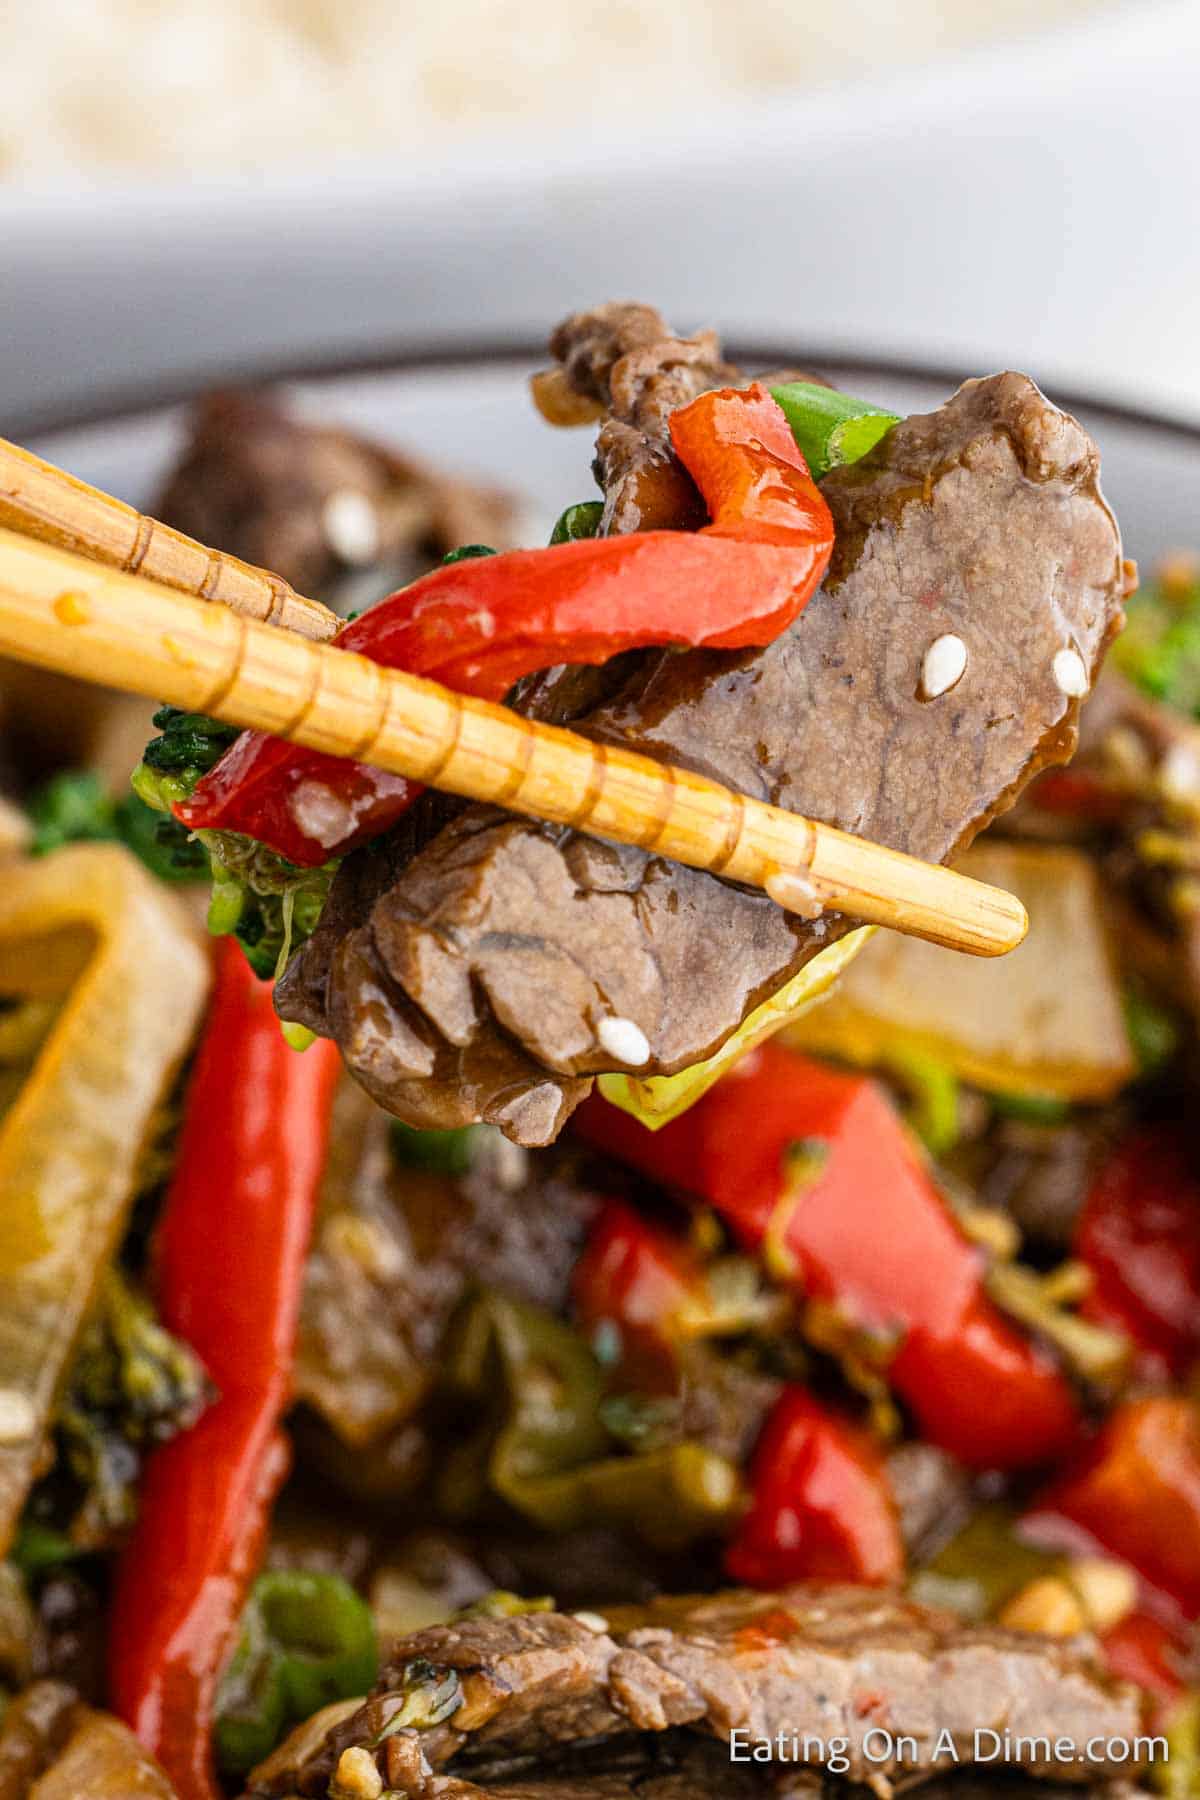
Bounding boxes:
[576,1044,1080,1471]
[724,1387,903,1587]
[110,941,341,1800]
[176,385,833,866]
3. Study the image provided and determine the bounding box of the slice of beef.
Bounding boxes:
[278,372,1127,1145]
[548,302,740,534]
[157,388,515,608]
[294,1074,599,1456]
[247,1586,1145,1797]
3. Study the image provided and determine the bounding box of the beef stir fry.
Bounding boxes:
[0,305,1196,1800]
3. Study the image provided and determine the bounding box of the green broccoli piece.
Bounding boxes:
[26,769,205,883]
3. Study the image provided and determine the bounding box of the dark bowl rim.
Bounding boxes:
[10,337,1200,450]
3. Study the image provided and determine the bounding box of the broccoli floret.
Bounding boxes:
[26,769,205,883]
[58,1268,210,1540]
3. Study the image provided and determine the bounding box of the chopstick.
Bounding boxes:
[0,524,1027,956]
[0,435,338,642]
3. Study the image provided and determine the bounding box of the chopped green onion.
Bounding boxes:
[214,1571,377,1775]
[769,382,900,480]
[389,1119,486,1176]
[441,544,497,564]
[549,501,604,545]
[990,1091,1073,1126]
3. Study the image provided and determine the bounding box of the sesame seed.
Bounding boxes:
[765,869,825,921]
[322,488,381,567]
[572,1610,610,1634]
[596,1015,651,1066]
[1161,742,1200,801]
[0,1390,36,1446]
[920,633,968,699]
[1053,647,1089,698]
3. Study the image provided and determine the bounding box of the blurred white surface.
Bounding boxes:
[2,0,1198,427]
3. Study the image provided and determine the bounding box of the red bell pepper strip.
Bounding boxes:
[1023,1396,1200,1626]
[1028,768,1129,824]
[724,1387,903,1587]
[1076,1130,1200,1382]
[176,384,833,867]
[109,940,341,1800]
[575,1045,1079,1471]
[573,1199,707,1351]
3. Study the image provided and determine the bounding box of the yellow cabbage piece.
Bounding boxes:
[597,925,874,1129]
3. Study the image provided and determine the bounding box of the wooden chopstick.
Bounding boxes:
[0,435,338,643]
[0,526,1027,956]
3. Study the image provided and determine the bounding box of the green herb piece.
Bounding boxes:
[214,1571,378,1775]
[1123,987,1180,1077]
[367,1657,462,1747]
[769,382,900,480]
[990,1091,1073,1126]
[441,544,497,564]
[9,1521,79,1576]
[549,501,604,545]
[457,1591,553,1620]
[389,1119,487,1177]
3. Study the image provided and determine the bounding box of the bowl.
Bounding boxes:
[14,344,1200,567]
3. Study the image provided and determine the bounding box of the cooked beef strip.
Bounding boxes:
[548,302,739,535]
[157,388,515,607]
[278,371,1127,1146]
[248,1586,1145,1797]
[295,1075,599,1454]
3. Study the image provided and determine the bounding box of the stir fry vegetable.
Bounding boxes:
[110,941,340,1800]
[1024,1396,1200,1623]
[213,1572,377,1777]
[25,769,205,884]
[0,846,210,1555]
[786,842,1135,1103]
[1076,1129,1200,1381]
[724,1389,903,1587]
[579,1045,1080,1470]
[768,381,901,479]
[599,926,873,1128]
[174,383,834,866]
[440,1290,741,1547]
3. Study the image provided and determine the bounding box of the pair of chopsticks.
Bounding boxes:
[0,435,1027,957]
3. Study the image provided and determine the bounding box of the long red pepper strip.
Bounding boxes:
[725,1387,904,1587]
[109,941,341,1800]
[575,1045,1080,1471]
[177,384,833,866]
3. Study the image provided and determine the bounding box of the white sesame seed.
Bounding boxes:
[764,869,825,921]
[920,633,968,700]
[0,1389,37,1445]
[1053,647,1089,698]
[572,1610,610,1634]
[322,488,381,567]
[1161,742,1200,801]
[596,1015,651,1066]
